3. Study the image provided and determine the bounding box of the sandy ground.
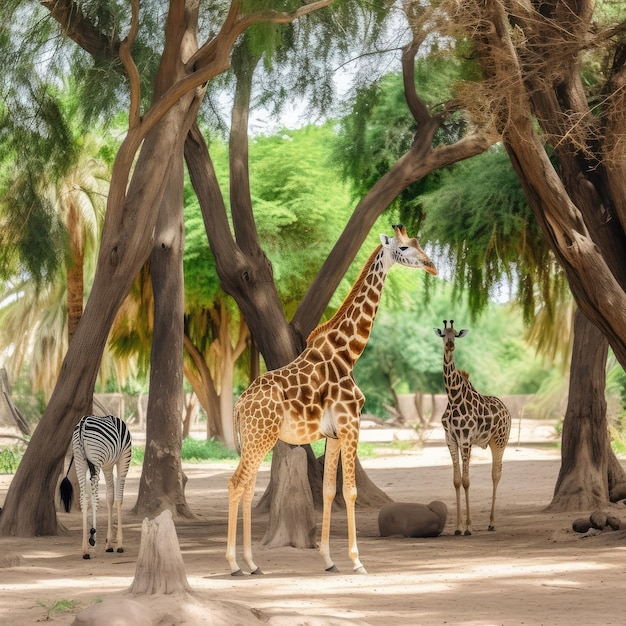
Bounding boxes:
[2,435,626,625]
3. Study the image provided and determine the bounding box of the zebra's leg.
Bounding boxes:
[73,447,91,559]
[103,467,115,553]
[88,464,100,553]
[114,456,130,553]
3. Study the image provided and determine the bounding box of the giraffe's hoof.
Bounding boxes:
[250,567,264,575]
[82,554,91,560]
[464,530,472,536]
[117,547,125,553]
[488,525,495,531]
[353,566,368,575]
[106,547,114,553]
[230,569,245,577]
[325,564,339,573]
[454,530,462,536]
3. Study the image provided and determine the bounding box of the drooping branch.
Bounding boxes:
[119,0,141,129]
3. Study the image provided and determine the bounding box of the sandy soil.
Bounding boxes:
[2,439,626,625]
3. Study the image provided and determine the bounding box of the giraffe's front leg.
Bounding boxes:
[242,478,262,575]
[447,443,464,535]
[340,438,366,575]
[461,446,472,535]
[320,437,340,572]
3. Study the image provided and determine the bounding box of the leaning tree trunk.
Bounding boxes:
[547,309,626,511]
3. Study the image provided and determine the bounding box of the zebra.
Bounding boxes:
[60,415,132,559]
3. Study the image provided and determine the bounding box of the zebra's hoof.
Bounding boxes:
[464,530,472,536]
[455,530,462,535]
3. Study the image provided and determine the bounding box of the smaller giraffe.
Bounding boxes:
[434,320,511,535]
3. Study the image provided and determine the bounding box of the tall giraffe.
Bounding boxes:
[226,225,437,576]
[434,320,511,535]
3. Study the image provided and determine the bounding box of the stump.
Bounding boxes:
[129,509,190,594]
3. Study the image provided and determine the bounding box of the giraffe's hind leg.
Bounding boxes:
[320,437,341,572]
[226,446,269,576]
[488,440,505,531]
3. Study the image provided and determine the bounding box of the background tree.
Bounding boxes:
[444,0,626,509]
[0,0,336,537]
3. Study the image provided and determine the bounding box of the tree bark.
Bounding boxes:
[129,510,191,595]
[133,154,193,519]
[547,309,614,510]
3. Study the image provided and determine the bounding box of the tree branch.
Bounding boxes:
[119,0,141,129]
[40,0,120,58]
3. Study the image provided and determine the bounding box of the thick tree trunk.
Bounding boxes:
[133,155,193,519]
[547,310,613,511]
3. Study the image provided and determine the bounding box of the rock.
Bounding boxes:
[378,501,447,538]
[72,598,153,626]
[607,516,621,531]
[572,518,592,533]
[589,510,608,530]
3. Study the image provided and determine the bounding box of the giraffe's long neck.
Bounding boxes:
[443,349,466,401]
[307,245,389,365]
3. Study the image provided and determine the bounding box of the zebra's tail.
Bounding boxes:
[59,456,74,513]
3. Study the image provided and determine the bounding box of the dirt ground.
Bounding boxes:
[2,438,626,625]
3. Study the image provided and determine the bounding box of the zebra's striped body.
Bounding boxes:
[60,415,132,559]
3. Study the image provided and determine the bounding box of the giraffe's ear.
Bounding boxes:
[456,329,469,338]
[380,234,392,247]
[434,328,444,337]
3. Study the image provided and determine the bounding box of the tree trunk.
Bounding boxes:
[129,510,191,595]
[133,147,193,520]
[262,446,317,549]
[183,336,222,439]
[547,309,616,511]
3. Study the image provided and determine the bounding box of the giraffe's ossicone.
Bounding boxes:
[225,225,437,576]
[434,320,511,535]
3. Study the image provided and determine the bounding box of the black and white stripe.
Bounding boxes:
[60,415,132,559]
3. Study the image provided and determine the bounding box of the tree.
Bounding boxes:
[0,0,336,537]
[445,0,626,509]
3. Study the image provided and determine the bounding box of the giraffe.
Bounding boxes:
[225,225,437,576]
[434,320,511,536]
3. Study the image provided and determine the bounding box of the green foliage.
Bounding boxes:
[37,599,79,619]
[418,147,565,319]
[249,123,353,311]
[354,283,553,417]
[181,437,240,462]
[334,58,475,202]
[0,442,27,474]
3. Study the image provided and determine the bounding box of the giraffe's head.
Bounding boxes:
[380,224,437,276]
[434,319,469,352]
